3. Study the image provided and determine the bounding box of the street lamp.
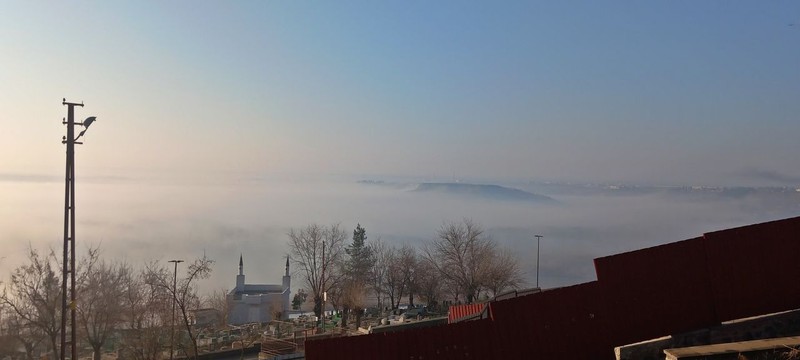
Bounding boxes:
[60,99,96,360]
[168,259,184,360]
[534,235,543,289]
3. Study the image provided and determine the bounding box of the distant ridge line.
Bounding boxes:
[412,182,556,203]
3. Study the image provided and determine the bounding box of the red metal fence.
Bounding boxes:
[306,216,800,359]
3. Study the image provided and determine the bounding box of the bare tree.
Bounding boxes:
[77,252,128,360]
[287,223,347,327]
[203,288,232,327]
[368,239,390,312]
[414,256,443,311]
[423,219,524,304]
[485,248,524,297]
[423,219,495,304]
[378,244,420,311]
[0,247,62,359]
[325,262,347,314]
[442,276,462,305]
[0,309,33,360]
[397,245,418,308]
[118,266,170,360]
[384,245,406,310]
[146,256,214,360]
[234,323,261,360]
[1,310,45,360]
[339,279,366,329]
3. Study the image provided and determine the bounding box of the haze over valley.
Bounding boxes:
[3,172,798,294]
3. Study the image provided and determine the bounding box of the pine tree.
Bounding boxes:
[346,224,372,279]
[291,289,308,310]
[342,224,373,328]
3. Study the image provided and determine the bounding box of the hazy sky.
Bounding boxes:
[3,1,800,184]
[2,1,800,292]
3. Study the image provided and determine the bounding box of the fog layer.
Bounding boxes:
[1,174,797,295]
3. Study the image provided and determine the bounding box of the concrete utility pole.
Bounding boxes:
[320,241,326,333]
[60,99,96,360]
[169,259,184,360]
[535,235,543,289]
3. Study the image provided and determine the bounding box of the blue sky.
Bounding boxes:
[3,1,800,291]
[3,1,800,185]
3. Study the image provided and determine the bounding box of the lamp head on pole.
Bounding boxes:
[83,116,96,129]
[74,117,97,142]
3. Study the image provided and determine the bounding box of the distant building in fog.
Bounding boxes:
[227,254,291,325]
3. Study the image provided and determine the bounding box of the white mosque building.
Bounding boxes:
[227,254,291,325]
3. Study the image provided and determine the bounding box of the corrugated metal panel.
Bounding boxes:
[595,236,718,345]
[489,281,609,359]
[448,303,485,323]
[703,217,800,321]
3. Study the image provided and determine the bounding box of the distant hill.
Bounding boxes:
[412,182,556,203]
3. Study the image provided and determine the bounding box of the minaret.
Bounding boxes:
[282,256,291,320]
[236,254,245,292]
[282,256,291,291]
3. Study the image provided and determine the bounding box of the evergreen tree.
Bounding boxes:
[291,289,308,310]
[341,224,373,328]
[346,224,373,280]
